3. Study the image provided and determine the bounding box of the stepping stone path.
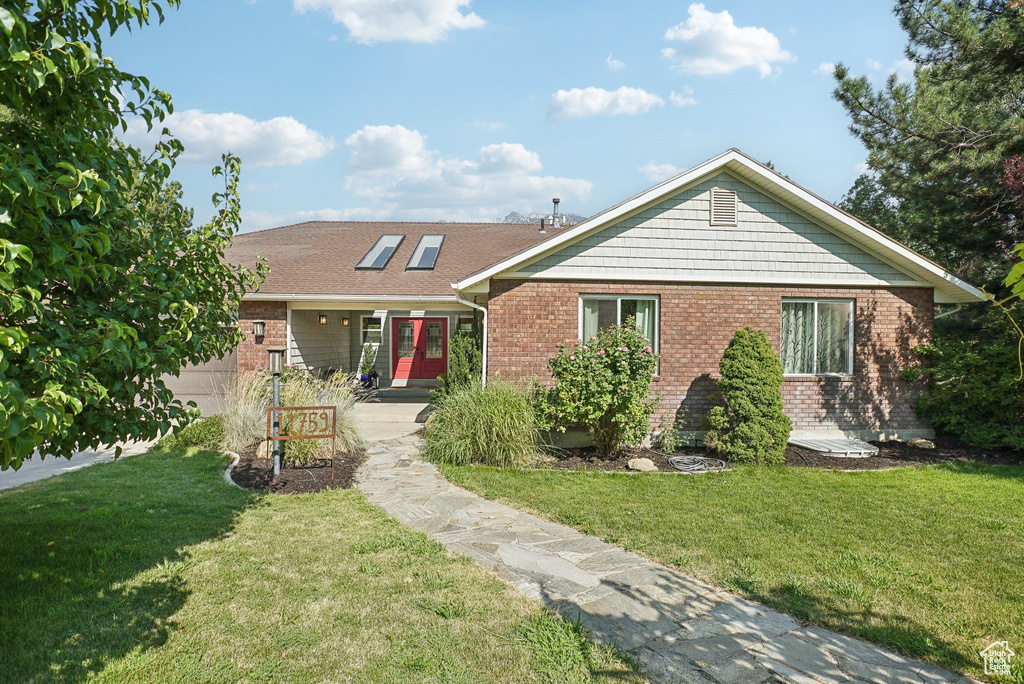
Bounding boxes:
[356,436,979,684]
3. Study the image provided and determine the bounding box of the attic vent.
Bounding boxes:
[709,188,738,226]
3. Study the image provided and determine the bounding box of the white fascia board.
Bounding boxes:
[496,271,932,289]
[244,293,459,302]
[451,279,490,295]
[720,154,989,303]
[452,149,740,291]
[453,148,988,304]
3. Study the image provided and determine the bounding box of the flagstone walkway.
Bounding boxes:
[355,435,978,684]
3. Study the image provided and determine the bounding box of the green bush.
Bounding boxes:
[359,344,376,376]
[423,380,544,468]
[162,415,225,451]
[915,304,1024,449]
[436,331,483,396]
[651,416,684,452]
[539,323,659,456]
[704,327,791,465]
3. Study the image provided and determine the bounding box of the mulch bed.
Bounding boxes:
[545,434,1023,473]
[230,444,367,493]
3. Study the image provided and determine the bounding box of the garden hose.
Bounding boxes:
[666,455,726,473]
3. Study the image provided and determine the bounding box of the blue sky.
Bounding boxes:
[107,1,913,232]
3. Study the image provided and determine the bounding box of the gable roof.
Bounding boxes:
[226,221,553,299]
[452,149,987,304]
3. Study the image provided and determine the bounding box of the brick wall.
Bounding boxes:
[238,301,287,372]
[487,280,933,437]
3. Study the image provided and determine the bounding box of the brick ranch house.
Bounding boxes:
[196,149,985,442]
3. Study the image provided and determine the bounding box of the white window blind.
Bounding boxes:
[781,300,853,375]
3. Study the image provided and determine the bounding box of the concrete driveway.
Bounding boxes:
[0,439,157,492]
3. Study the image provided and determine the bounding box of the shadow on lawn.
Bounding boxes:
[0,446,255,682]
[744,578,974,675]
[542,560,975,681]
[935,459,1024,481]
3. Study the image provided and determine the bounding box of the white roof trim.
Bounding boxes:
[452,149,988,304]
[496,272,931,288]
[245,293,459,302]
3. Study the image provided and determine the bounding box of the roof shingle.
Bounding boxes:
[225,221,553,297]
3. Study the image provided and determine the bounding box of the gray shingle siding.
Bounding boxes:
[513,172,917,285]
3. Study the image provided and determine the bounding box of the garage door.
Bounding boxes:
[161,349,237,416]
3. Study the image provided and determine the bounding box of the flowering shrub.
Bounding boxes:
[539,323,659,456]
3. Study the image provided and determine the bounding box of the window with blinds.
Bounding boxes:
[709,187,738,226]
[780,299,853,375]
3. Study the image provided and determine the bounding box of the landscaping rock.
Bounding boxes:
[627,457,658,472]
[907,438,935,449]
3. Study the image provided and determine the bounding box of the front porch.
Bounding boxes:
[285,301,478,388]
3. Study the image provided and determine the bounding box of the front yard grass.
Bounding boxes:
[0,445,641,683]
[440,461,1024,681]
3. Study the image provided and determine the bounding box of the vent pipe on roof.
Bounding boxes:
[538,218,547,235]
[552,198,561,229]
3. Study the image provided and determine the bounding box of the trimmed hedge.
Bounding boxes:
[704,327,791,465]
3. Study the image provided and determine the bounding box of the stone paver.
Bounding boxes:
[356,436,979,684]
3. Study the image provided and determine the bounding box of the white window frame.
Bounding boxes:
[577,294,660,354]
[781,298,854,377]
[360,315,383,345]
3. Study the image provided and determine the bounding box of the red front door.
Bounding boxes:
[392,318,448,380]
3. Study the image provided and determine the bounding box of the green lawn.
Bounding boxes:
[440,461,1024,682]
[0,446,641,683]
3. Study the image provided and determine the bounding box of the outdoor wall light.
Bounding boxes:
[342,317,350,327]
[319,314,328,325]
[252,320,266,337]
[267,347,285,375]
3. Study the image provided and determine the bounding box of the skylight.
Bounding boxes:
[356,234,404,269]
[406,235,445,270]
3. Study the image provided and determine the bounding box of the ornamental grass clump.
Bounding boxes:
[423,380,544,468]
[279,367,364,465]
[219,367,364,465]
[540,323,659,457]
[704,327,791,465]
[221,371,270,453]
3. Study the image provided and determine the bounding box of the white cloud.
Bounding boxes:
[813,61,835,76]
[864,57,916,84]
[549,86,665,119]
[854,161,870,174]
[123,110,334,167]
[640,162,684,182]
[606,53,624,71]
[293,0,484,44]
[338,124,592,219]
[662,3,794,77]
[669,86,697,107]
[891,58,915,83]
